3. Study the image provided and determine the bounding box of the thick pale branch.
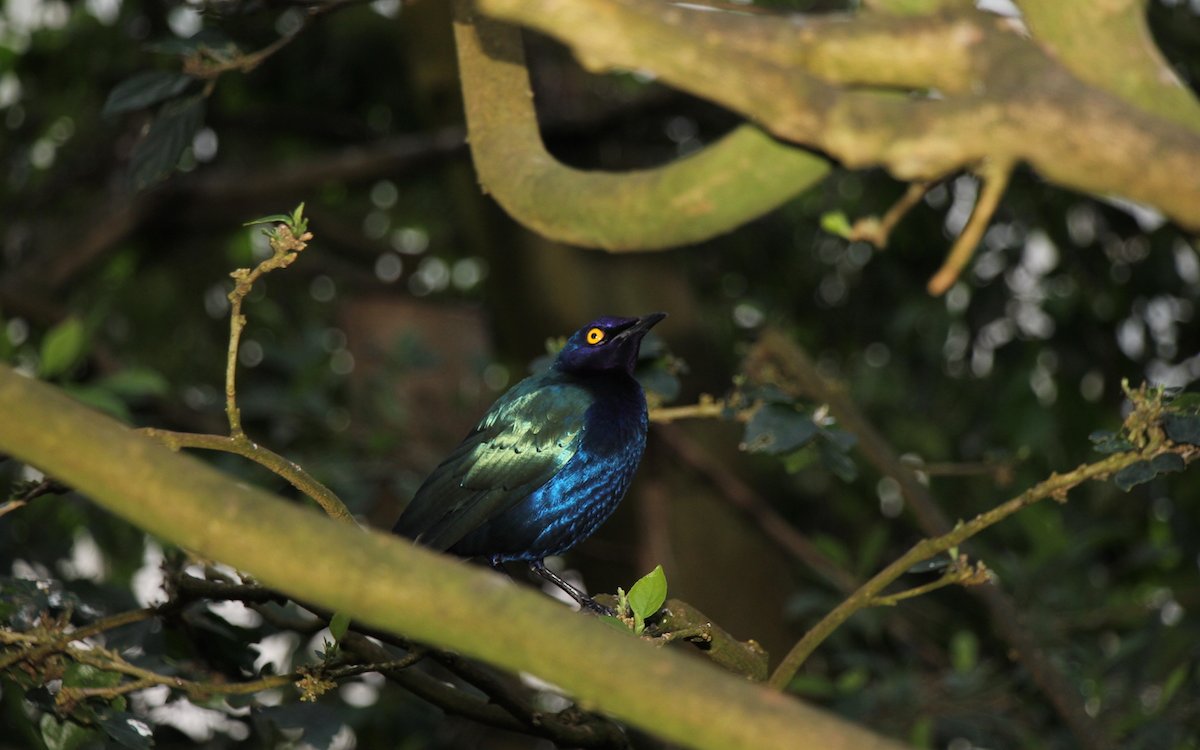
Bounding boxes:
[0,365,907,750]
[479,0,1200,231]
[453,0,830,251]
[1016,0,1200,132]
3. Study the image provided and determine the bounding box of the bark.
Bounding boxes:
[0,364,909,750]
[466,0,1200,245]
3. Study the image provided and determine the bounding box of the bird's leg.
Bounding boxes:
[528,560,615,616]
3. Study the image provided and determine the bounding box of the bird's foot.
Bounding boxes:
[579,596,617,618]
[528,560,615,616]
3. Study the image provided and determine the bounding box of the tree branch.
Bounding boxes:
[1015,0,1200,132]
[848,181,933,250]
[926,159,1012,295]
[138,429,355,524]
[478,0,1200,232]
[452,0,831,251]
[742,330,1120,747]
[0,364,909,750]
[768,431,1196,690]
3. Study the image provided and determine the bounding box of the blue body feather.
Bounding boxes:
[450,373,648,560]
[393,314,663,568]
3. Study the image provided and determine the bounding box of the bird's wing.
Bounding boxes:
[393,377,589,551]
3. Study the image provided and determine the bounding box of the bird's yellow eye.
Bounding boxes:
[586,327,605,345]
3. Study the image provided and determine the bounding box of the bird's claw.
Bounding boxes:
[580,597,617,617]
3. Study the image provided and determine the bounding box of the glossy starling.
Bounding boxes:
[393,313,666,612]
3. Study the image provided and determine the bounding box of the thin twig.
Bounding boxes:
[649,395,739,423]
[184,0,369,79]
[868,558,990,607]
[0,477,70,518]
[744,332,1146,749]
[849,181,933,249]
[927,160,1013,295]
[140,428,355,524]
[919,459,1016,484]
[0,608,157,671]
[0,500,26,519]
[224,225,309,437]
[138,212,356,525]
[767,435,1194,690]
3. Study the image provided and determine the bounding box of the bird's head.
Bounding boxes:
[554,313,667,376]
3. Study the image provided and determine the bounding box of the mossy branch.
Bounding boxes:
[0,364,909,750]
[139,428,354,524]
[650,599,770,682]
[478,0,1200,236]
[1,622,423,710]
[134,208,355,525]
[767,390,1197,689]
[741,329,1118,749]
[224,217,310,438]
[452,0,830,251]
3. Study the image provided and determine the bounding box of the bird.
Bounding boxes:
[393,313,666,614]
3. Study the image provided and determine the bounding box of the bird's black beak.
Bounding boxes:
[618,312,667,340]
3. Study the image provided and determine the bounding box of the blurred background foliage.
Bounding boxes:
[2,0,1199,748]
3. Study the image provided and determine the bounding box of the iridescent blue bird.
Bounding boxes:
[393,313,666,612]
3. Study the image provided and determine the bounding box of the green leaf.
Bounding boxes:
[0,314,14,361]
[819,440,858,482]
[1113,460,1154,491]
[855,524,889,579]
[244,214,293,227]
[98,368,170,398]
[820,210,853,239]
[1163,413,1200,446]
[103,71,193,117]
[1112,454,1184,491]
[626,565,667,622]
[258,702,343,750]
[38,317,86,378]
[40,715,96,750]
[950,630,978,674]
[146,29,239,58]
[599,615,633,634]
[96,712,153,750]
[328,611,351,642]
[835,666,869,694]
[62,384,132,422]
[742,403,819,455]
[1166,392,1200,411]
[635,362,682,404]
[909,715,935,749]
[290,202,307,232]
[1159,663,1189,708]
[129,96,205,189]
[1088,429,1134,454]
[820,427,857,453]
[1149,452,1184,475]
[786,673,836,698]
[64,662,122,689]
[781,445,818,474]
[907,557,952,574]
